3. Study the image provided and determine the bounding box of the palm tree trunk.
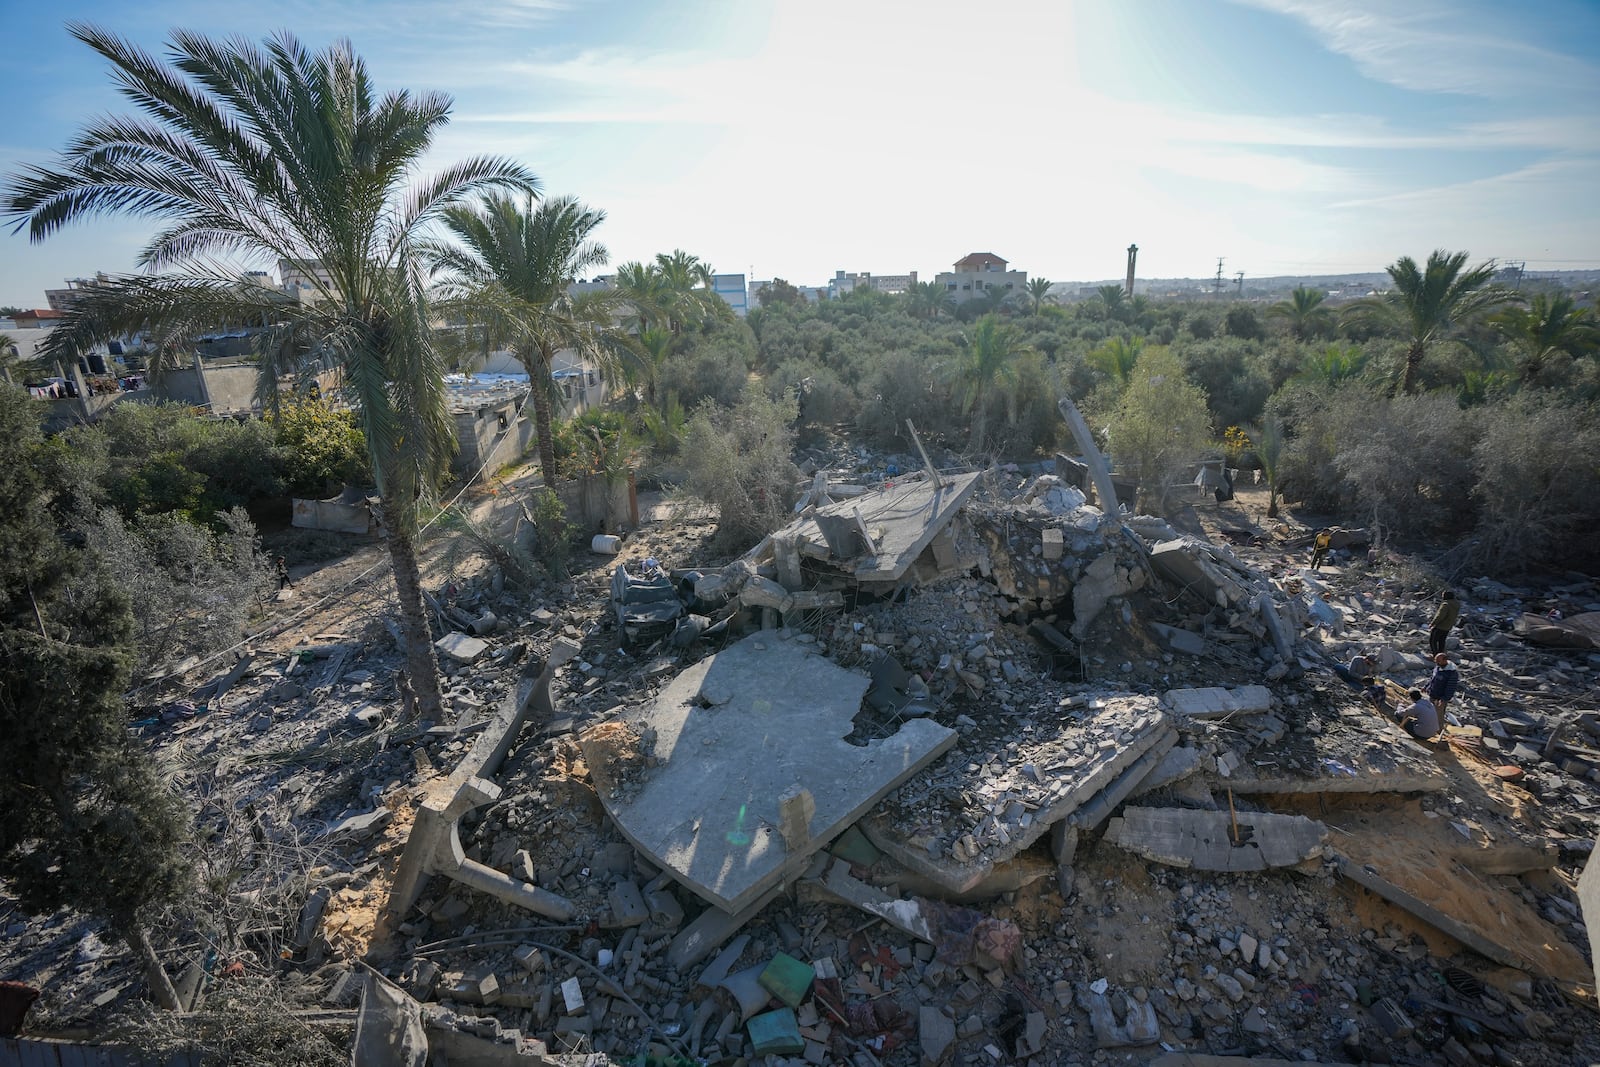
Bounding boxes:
[386,521,444,721]
[1398,340,1425,395]
[124,923,179,1010]
[532,347,559,490]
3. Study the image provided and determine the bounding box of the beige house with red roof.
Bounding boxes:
[934,251,1028,306]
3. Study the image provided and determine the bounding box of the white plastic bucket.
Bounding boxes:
[591,533,622,554]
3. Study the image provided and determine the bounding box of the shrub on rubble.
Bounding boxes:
[1106,346,1212,514]
[679,387,800,549]
[1465,391,1600,573]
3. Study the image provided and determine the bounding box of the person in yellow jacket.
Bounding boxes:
[1310,529,1332,570]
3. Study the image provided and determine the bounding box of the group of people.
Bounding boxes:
[1333,590,1464,742]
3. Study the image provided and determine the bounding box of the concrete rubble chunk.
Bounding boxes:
[867,697,1174,894]
[919,1005,956,1066]
[1166,685,1272,719]
[579,633,955,914]
[1150,623,1207,656]
[1105,807,1328,871]
[435,631,489,665]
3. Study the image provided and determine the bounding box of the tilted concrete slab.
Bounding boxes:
[790,470,984,584]
[1578,836,1600,992]
[1215,716,1451,795]
[864,697,1174,894]
[580,633,956,915]
[1166,685,1273,719]
[1106,806,1328,871]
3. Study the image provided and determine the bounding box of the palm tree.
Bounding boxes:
[906,280,953,320]
[653,249,722,334]
[1293,343,1368,387]
[1488,292,1598,384]
[954,314,1030,452]
[1268,286,1333,341]
[429,193,632,490]
[614,260,667,333]
[3,26,536,727]
[1255,416,1285,518]
[1025,277,1056,316]
[1096,284,1128,321]
[1088,335,1144,388]
[1342,250,1511,394]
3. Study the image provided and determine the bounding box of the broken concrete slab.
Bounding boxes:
[1105,807,1328,871]
[789,470,984,584]
[1166,685,1272,719]
[1215,723,1451,795]
[1150,539,1252,609]
[581,633,956,914]
[434,632,489,666]
[386,777,576,925]
[1130,745,1204,797]
[865,697,1174,894]
[1335,856,1526,972]
[1581,836,1600,992]
[1149,623,1207,656]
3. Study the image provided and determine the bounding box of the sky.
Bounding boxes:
[1,0,1597,307]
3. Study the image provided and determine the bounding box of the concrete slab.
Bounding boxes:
[1166,685,1272,719]
[864,697,1173,893]
[435,632,489,665]
[1216,721,1451,795]
[791,470,984,584]
[1106,807,1328,871]
[1582,836,1600,992]
[581,633,956,914]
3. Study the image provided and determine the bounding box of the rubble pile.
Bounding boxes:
[4,453,1599,1066]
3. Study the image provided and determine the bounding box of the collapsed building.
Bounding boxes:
[5,440,1599,1066]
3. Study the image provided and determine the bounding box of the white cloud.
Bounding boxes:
[1234,0,1599,97]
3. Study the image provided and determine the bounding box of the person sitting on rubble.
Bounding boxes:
[1359,675,1389,714]
[1392,688,1440,741]
[1425,653,1459,720]
[1428,588,1461,655]
[1332,652,1375,690]
[1310,529,1332,570]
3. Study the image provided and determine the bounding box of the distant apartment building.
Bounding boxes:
[934,252,1027,305]
[279,257,341,302]
[827,269,918,300]
[570,275,615,297]
[711,273,748,317]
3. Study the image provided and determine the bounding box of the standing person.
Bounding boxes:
[1428,589,1461,655]
[1393,688,1440,741]
[275,556,293,591]
[1310,529,1332,570]
[1425,653,1459,721]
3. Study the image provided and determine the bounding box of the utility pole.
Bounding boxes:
[1214,257,1225,297]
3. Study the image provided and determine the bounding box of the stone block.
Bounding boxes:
[1165,685,1272,719]
[747,1007,805,1055]
[435,631,489,665]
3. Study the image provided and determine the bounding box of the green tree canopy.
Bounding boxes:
[3,25,538,721]
[1342,249,1511,394]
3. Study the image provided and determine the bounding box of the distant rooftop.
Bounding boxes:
[953,252,1008,272]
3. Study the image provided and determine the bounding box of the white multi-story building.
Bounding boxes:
[934,252,1027,305]
[827,270,918,299]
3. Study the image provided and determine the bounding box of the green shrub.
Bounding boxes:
[679,387,800,549]
[269,397,367,496]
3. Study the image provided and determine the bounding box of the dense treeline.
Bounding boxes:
[646,268,1600,575]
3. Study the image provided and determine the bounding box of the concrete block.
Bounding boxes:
[758,952,815,1009]
[1165,685,1272,719]
[435,631,489,665]
[1041,527,1064,561]
[747,1007,805,1055]
[1150,623,1207,656]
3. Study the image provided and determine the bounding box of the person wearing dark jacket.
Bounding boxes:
[1428,590,1461,655]
[1425,653,1459,719]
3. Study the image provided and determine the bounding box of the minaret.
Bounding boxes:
[1125,244,1138,297]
